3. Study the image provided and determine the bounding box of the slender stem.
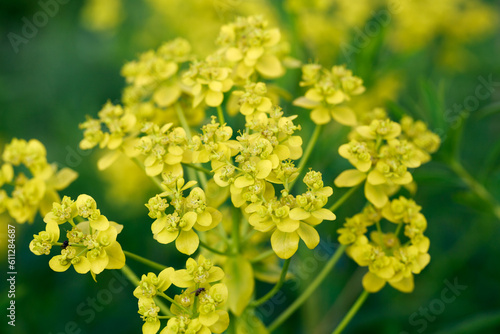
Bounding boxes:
[198,239,228,256]
[250,258,291,307]
[217,105,225,124]
[289,125,323,192]
[394,222,403,237]
[175,103,207,189]
[449,159,500,220]
[268,245,347,332]
[132,157,164,191]
[158,291,192,315]
[331,290,370,334]
[231,207,241,254]
[329,183,362,212]
[120,264,140,285]
[250,249,275,263]
[124,250,167,271]
[181,163,212,175]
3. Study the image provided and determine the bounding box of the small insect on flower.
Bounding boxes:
[61,240,69,249]
[191,287,206,297]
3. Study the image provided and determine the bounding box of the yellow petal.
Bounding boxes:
[256,160,272,179]
[205,90,224,107]
[331,106,357,126]
[362,272,386,293]
[256,54,283,78]
[49,255,70,272]
[365,183,388,208]
[235,175,254,188]
[226,47,243,62]
[175,229,199,255]
[200,312,219,327]
[153,84,181,107]
[209,310,229,333]
[297,223,320,249]
[276,218,300,233]
[367,170,386,185]
[105,242,125,269]
[90,215,110,231]
[271,230,299,259]
[310,107,331,125]
[289,208,310,221]
[73,257,91,274]
[293,96,319,109]
[311,208,336,221]
[142,319,161,334]
[52,168,78,190]
[155,228,179,244]
[389,275,414,293]
[334,169,366,187]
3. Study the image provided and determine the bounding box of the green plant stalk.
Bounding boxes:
[198,239,228,256]
[250,258,291,307]
[124,250,166,271]
[217,105,225,124]
[231,207,241,254]
[158,291,191,316]
[449,159,500,220]
[181,162,212,175]
[268,245,347,332]
[132,157,164,191]
[175,103,208,189]
[331,290,370,334]
[120,264,173,316]
[329,183,362,212]
[289,124,323,191]
[250,249,275,263]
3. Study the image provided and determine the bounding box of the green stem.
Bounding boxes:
[199,239,228,256]
[250,258,291,307]
[250,249,275,263]
[329,183,362,212]
[181,163,212,175]
[449,159,500,220]
[217,105,225,124]
[158,291,192,316]
[132,157,164,191]
[231,207,241,254]
[331,290,370,334]
[394,222,403,237]
[268,245,347,332]
[289,124,323,191]
[124,250,167,271]
[175,103,207,189]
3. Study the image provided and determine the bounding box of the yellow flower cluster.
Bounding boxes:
[335,117,441,207]
[134,255,228,334]
[339,197,430,293]
[293,64,365,125]
[146,177,222,255]
[0,138,77,224]
[29,195,125,280]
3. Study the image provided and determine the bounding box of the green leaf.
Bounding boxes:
[224,256,254,316]
[235,309,269,334]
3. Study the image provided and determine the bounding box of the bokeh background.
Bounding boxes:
[1,0,500,333]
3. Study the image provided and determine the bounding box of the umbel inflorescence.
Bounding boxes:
[0,14,441,334]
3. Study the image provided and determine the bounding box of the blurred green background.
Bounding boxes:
[1,0,500,333]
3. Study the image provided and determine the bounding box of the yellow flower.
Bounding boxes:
[171,255,225,288]
[148,178,222,255]
[219,15,284,79]
[293,64,364,125]
[138,123,189,177]
[183,54,233,107]
[134,267,175,302]
[29,221,59,255]
[232,81,273,119]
